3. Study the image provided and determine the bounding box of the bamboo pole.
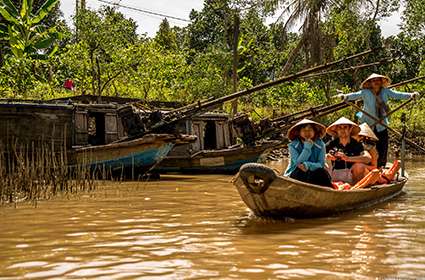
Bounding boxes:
[301,60,391,80]
[150,48,381,132]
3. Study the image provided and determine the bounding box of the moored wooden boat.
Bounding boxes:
[0,101,195,178]
[155,141,280,174]
[72,134,196,176]
[152,111,282,174]
[233,163,407,218]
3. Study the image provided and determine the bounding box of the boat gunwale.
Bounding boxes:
[234,172,408,218]
[182,141,281,159]
[72,134,179,152]
[272,173,408,193]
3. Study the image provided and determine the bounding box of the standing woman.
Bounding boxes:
[284,119,332,187]
[337,73,418,167]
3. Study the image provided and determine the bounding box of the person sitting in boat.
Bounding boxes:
[336,73,419,168]
[357,123,379,172]
[284,119,333,187]
[326,117,372,184]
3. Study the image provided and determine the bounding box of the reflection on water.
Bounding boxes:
[1,161,425,279]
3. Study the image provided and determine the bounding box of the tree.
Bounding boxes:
[70,6,139,97]
[266,0,399,74]
[403,0,425,36]
[185,3,229,52]
[0,0,61,58]
[385,33,425,82]
[155,18,178,51]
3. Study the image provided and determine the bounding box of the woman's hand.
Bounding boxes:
[304,138,314,144]
[411,92,420,100]
[298,163,307,172]
[326,153,336,161]
[335,151,349,161]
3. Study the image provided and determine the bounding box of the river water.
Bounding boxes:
[1,161,425,279]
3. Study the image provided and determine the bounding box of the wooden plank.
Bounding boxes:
[215,121,225,149]
[74,110,88,145]
[105,113,118,143]
[191,121,203,152]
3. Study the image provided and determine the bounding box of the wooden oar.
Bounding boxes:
[344,100,425,154]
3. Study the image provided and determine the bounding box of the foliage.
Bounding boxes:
[403,0,425,36]
[0,0,61,58]
[71,7,139,96]
[155,19,178,51]
[0,0,424,133]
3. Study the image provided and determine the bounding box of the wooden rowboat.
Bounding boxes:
[233,163,407,218]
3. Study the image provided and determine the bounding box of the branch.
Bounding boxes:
[95,56,101,96]
[100,71,122,95]
[372,0,380,21]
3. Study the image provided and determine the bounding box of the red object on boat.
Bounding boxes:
[332,181,351,190]
[64,79,75,90]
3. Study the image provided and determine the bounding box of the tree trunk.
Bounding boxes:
[231,11,240,116]
[96,56,102,103]
[372,0,380,21]
[324,77,331,103]
[280,36,305,76]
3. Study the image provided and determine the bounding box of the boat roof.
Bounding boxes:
[0,97,231,118]
[0,101,73,110]
[49,95,185,109]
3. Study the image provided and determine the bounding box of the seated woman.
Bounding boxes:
[357,123,401,185]
[357,123,379,172]
[326,117,371,184]
[284,119,332,187]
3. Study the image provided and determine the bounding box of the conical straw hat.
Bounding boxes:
[326,117,361,137]
[287,119,326,141]
[360,73,391,89]
[358,123,379,141]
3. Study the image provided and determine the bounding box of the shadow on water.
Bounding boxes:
[155,175,204,182]
[234,191,408,235]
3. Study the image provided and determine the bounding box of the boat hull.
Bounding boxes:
[233,164,407,218]
[73,134,182,176]
[154,142,278,174]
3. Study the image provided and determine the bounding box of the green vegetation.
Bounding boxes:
[0,0,424,128]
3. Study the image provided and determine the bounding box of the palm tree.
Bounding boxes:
[271,0,398,75]
[275,0,334,75]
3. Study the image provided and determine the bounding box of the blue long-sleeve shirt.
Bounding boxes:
[284,138,326,176]
[345,88,413,132]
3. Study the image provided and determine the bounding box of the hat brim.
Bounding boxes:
[326,117,360,137]
[287,119,326,141]
[361,74,391,89]
[327,125,360,137]
[358,123,379,141]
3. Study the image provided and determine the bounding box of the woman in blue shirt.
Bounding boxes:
[284,119,332,187]
[338,73,418,167]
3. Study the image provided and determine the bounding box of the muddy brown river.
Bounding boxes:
[1,161,425,279]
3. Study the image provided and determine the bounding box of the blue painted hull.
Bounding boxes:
[88,143,174,172]
[73,134,179,176]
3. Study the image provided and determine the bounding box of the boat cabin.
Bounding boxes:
[170,112,237,156]
[0,102,127,153]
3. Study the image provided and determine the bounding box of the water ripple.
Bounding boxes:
[1,170,425,279]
